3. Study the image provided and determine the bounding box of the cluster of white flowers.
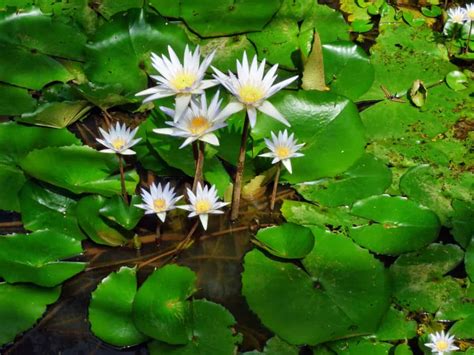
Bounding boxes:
[447,3,474,24]
[96,45,306,227]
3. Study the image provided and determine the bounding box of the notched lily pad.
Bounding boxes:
[99,195,144,230]
[89,266,149,347]
[349,195,441,255]
[0,230,86,287]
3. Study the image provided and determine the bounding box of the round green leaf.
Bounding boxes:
[85,10,188,96]
[450,315,474,339]
[242,231,390,345]
[349,195,441,255]
[148,300,241,354]
[0,230,85,287]
[0,9,86,60]
[296,154,392,207]
[201,36,256,72]
[394,344,413,355]
[329,338,393,354]
[390,243,464,312]
[99,195,144,230]
[20,145,139,196]
[374,305,417,341]
[89,267,149,347]
[150,0,281,37]
[255,223,315,259]
[0,164,27,212]
[0,283,61,347]
[133,264,196,344]
[19,181,85,241]
[466,238,474,282]
[446,70,469,91]
[95,0,143,19]
[252,90,366,183]
[0,83,36,116]
[323,41,374,100]
[0,43,74,90]
[245,336,300,355]
[76,195,128,246]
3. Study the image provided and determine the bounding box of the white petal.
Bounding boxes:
[199,213,209,230]
[217,102,244,120]
[175,94,192,122]
[177,205,193,211]
[100,149,116,154]
[282,159,293,174]
[121,149,136,155]
[200,133,219,146]
[247,107,257,128]
[157,212,167,222]
[153,128,176,136]
[258,100,290,126]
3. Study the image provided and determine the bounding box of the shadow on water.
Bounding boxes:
[1,188,293,354]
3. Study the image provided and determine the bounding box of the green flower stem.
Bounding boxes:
[192,141,205,192]
[465,21,473,54]
[270,163,281,211]
[118,154,129,204]
[231,113,250,221]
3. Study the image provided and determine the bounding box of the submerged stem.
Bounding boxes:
[118,154,129,204]
[231,114,250,220]
[270,163,281,211]
[465,22,473,54]
[192,141,205,191]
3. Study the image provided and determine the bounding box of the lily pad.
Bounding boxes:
[446,70,469,91]
[0,9,86,60]
[242,232,390,345]
[245,336,300,354]
[374,305,417,341]
[0,283,61,347]
[89,266,148,347]
[0,230,85,287]
[85,10,188,96]
[296,154,391,207]
[349,195,441,255]
[19,181,85,241]
[20,145,139,196]
[254,223,315,259]
[329,338,393,354]
[76,195,129,246]
[0,43,74,90]
[322,41,374,100]
[99,195,144,230]
[0,83,36,116]
[389,243,464,312]
[133,264,196,344]
[17,101,92,128]
[148,300,241,354]
[252,90,366,183]
[149,0,282,37]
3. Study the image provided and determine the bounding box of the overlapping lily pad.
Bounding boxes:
[17,101,92,128]
[99,195,144,230]
[252,90,366,183]
[0,230,85,287]
[0,283,61,347]
[349,195,440,255]
[0,83,36,116]
[242,231,390,345]
[20,145,139,196]
[89,267,148,347]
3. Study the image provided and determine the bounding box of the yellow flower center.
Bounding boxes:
[195,199,211,213]
[275,146,291,159]
[453,14,464,22]
[188,116,211,135]
[435,340,449,351]
[171,72,196,90]
[468,9,474,19]
[239,85,264,104]
[112,138,126,150]
[153,198,167,212]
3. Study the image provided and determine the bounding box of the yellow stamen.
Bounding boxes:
[153,198,167,212]
[195,200,211,213]
[112,138,126,150]
[188,116,211,135]
[275,146,291,159]
[436,340,449,351]
[239,85,264,104]
[171,72,196,90]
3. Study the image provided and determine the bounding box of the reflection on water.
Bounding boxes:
[2,189,292,354]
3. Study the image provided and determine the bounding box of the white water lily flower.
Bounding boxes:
[466,3,474,21]
[425,331,459,354]
[154,91,229,148]
[447,7,467,24]
[212,52,298,128]
[136,45,217,120]
[96,122,141,155]
[259,130,304,174]
[135,182,182,223]
[178,183,229,230]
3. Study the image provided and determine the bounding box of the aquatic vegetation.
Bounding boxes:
[0,0,472,354]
